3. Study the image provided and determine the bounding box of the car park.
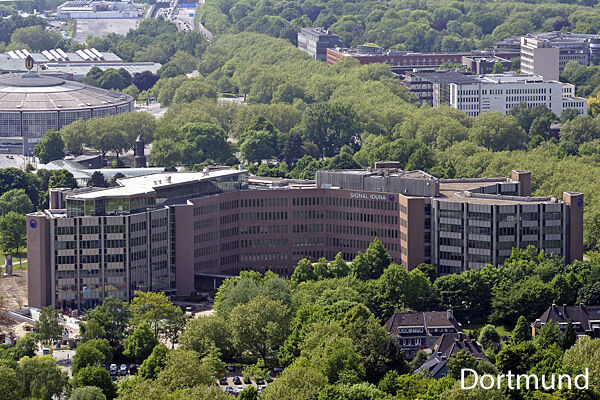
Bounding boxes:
[236,385,244,392]
[129,364,138,374]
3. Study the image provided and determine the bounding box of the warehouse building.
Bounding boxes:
[27,167,583,310]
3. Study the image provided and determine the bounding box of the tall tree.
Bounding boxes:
[130,291,181,337]
[512,315,533,344]
[19,355,68,400]
[72,366,117,400]
[563,320,577,350]
[37,306,63,347]
[0,211,26,264]
[298,102,362,157]
[0,188,34,216]
[229,296,291,362]
[123,323,159,363]
[34,130,64,164]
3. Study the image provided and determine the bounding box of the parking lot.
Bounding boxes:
[75,18,140,42]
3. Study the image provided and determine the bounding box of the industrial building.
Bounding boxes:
[27,167,583,311]
[57,0,143,19]
[520,32,600,80]
[0,73,133,155]
[297,28,341,61]
[0,48,161,79]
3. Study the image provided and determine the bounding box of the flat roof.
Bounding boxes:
[68,169,245,199]
[320,169,436,179]
[438,181,557,205]
[407,71,479,84]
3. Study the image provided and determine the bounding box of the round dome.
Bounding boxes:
[0,73,66,88]
[0,72,135,156]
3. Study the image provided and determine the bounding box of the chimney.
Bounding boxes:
[447,309,453,320]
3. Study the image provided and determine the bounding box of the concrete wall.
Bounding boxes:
[26,214,51,308]
[563,192,584,263]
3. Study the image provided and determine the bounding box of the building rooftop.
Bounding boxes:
[67,169,246,199]
[385,311,461,333]
[0,73,132,111]
[1,48,121,63]
[522,31,600,42]
[407,70,479,84]
[532,305,600,333]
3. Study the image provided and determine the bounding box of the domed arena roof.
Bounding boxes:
[0,73,133,111]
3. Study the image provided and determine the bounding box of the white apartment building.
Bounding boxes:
[448,74,586,117]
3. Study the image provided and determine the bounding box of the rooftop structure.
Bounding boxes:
[403,71,586,117]
[0,73,133,155]
[27,168,583,311]
[461,55,512,75]
[327,47,520,73]
[520,31,600,80]
[415,333,489,378]
[532,304,600,339]
[385,310,462,358]
[57,0,143,19]
[0,48,161,79]
[297,27,341,61]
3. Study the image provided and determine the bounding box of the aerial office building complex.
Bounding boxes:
[27,167,583,310]
[520,32,600,80]
[404,71,586,117]
[297,28,341,61]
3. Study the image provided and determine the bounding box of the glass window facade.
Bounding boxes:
[22,111,58,137]
[92,107,116,118]
[59,109,91,129]
[0,112,21,137]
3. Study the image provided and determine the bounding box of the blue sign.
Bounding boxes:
[388,195,395,202]
[29,219,37,228]
[578,198,583,207]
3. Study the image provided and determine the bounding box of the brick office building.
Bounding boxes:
[27,167,583,310]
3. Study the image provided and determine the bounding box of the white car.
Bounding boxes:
[237,386,244,392]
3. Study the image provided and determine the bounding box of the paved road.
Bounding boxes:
[0,154,27,170]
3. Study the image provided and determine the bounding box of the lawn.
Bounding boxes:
[462,323,513,339]
[0,251,27,272]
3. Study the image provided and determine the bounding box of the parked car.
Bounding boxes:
[109,364,117,375]
[233,376,242,385]
[236,385,244,393]
[226,365,235,372]
[242,376,251,384]
[225,387,234,394]
[119,364,127,375]
[219,377,228,385]
[129,364,138,374]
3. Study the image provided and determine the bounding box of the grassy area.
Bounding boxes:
[463,323,513,339]
[0,251,27,273]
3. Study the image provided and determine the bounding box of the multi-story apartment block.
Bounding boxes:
[297,28,340,61]
[27,168,583,310]
[520,32,600,80]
